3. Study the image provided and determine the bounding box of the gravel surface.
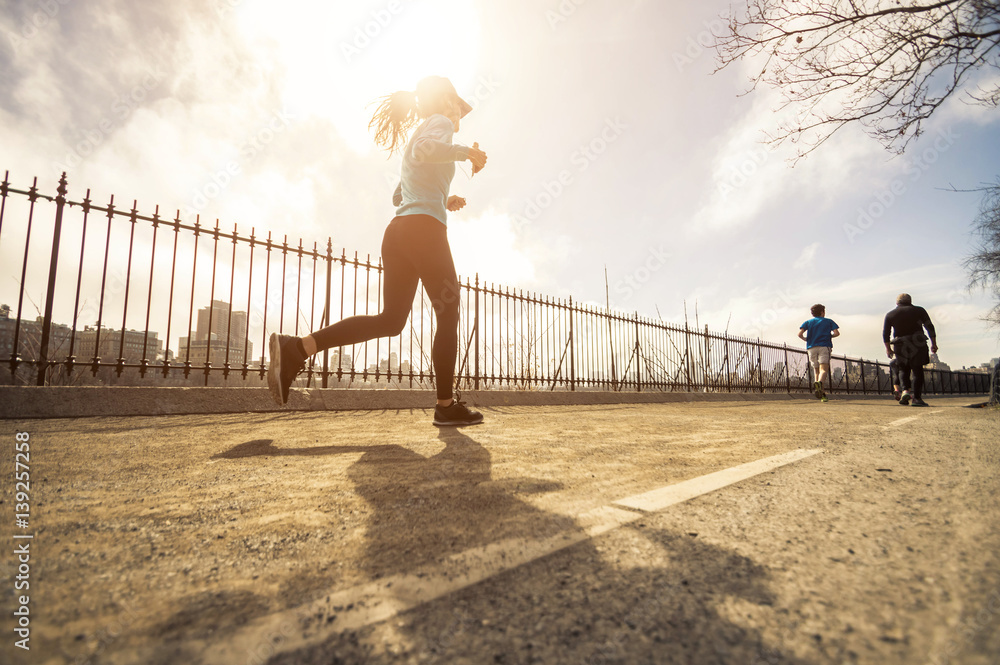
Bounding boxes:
[2,396,998,665]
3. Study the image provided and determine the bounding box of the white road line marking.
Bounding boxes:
[197,450,821,664]
[887,409,944,427]
[612,448,823,512]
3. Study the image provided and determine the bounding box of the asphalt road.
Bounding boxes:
[2,395,998,665]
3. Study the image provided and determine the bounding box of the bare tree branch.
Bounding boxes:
[714,0,1000,159]
[963,177,1000,326]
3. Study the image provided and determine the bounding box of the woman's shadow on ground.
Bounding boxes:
[209,430,817,665]
[213,427,573,575]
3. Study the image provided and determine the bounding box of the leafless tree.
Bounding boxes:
[714,0,1000,158]
[964,178,1000,325]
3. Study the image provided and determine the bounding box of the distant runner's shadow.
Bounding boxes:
[213,430,572,576]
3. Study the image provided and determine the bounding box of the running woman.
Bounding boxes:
[267,76,488,426]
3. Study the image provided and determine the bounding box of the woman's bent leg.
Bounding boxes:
[268,219,418,405]
[309,222,419,352]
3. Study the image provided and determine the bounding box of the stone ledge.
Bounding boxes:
[0,386,945,419]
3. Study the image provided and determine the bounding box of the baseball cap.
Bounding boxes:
[417,76,473,118]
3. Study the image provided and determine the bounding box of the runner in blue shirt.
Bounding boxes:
[797,304,840,401]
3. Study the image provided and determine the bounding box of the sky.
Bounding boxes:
[1,0,999,370]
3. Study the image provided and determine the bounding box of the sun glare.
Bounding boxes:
[234,0,481,154]
[448,210,536,286]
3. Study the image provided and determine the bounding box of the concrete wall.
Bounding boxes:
[0,386,928,419]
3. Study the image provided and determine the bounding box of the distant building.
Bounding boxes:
[331,350,353,371]
[926,353,951,372]
[177,300,253,367]
[76,326,164,365]
[197,300,248,351]
[845,360,878,389]
[0,304,75,362]
[379,352,400,374]
[0,304,16,359]
[176,334,251,368]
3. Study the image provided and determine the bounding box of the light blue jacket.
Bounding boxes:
[392,114,471,226]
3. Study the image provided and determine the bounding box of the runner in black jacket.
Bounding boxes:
[883,293,938,407]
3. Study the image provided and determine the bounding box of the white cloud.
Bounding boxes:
[686,85,886,235]
[792,242,820,270]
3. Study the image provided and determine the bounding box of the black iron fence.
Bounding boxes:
[0,172,992,396]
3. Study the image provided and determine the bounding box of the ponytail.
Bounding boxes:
[369,90,419,155]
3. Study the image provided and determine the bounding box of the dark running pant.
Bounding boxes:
[310,214,459,400]
[895,356,924,400]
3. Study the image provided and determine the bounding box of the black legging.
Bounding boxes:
[892,336,929,400]
[895,356,925,400]
[311,215,459,400]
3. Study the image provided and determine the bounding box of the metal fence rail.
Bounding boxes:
[0,172,992,396]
